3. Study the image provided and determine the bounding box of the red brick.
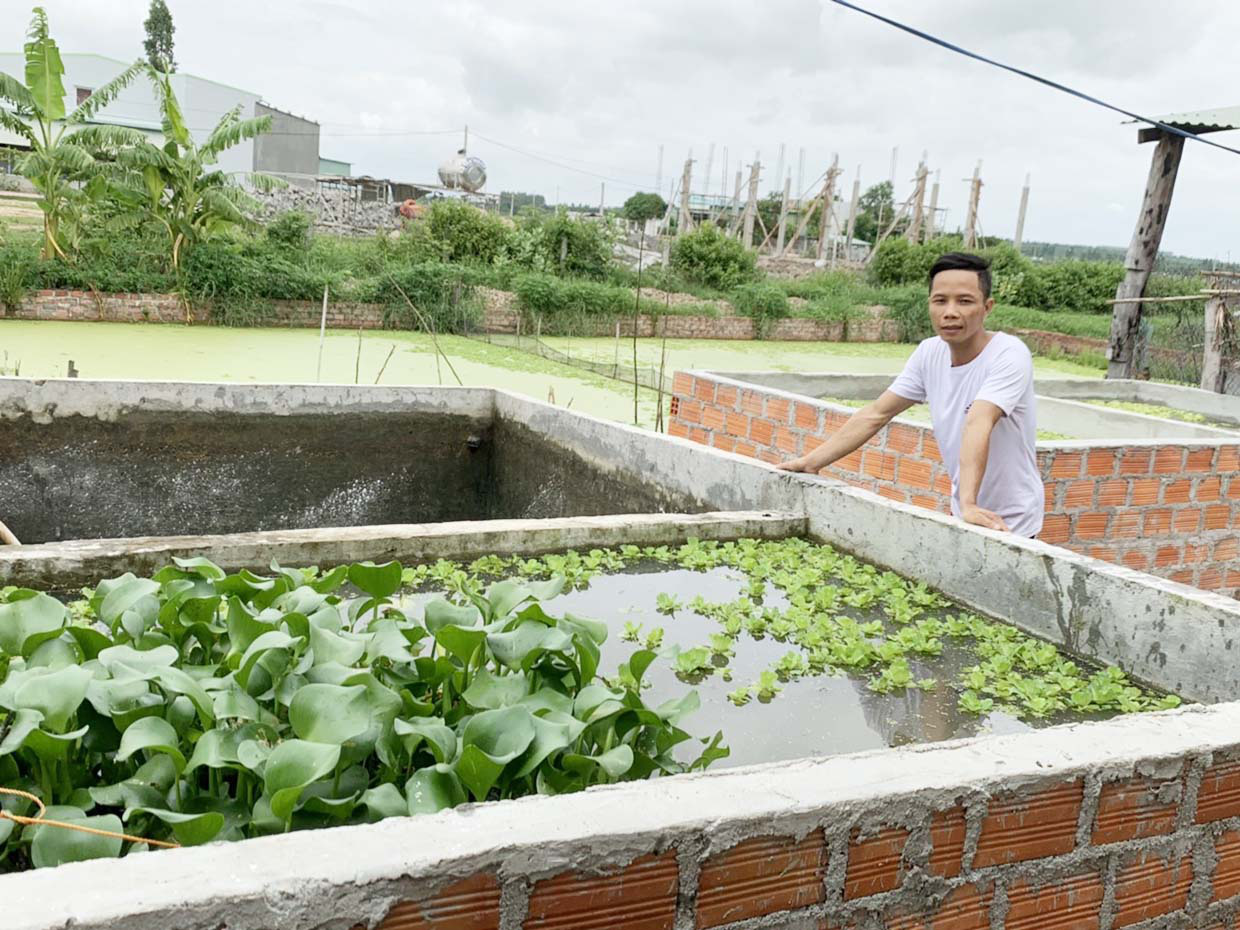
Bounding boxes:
[1129,478,1161,506]
[1216,538,1240,562]
[923,435,942,462]
[1219,446,1240,471]
[877,485,908,503]
[678,400,703,425]
[794,403,821,431]
[1229,478,1240,502]
[1113,850,1193,928]
[715,384,738,408]
[1112,512,1142,538]
[1088,546,1117,563]
[740,390,764,416]
[1063,481,1095,510]
[668,420,690,439]
[929,807,966,879]
[1144,509,1173,535]
[774,427,801,455]
[1198,477,1223,502]
[1005,869,1104,930]
[887,883,990,930]
[526,853,677,930]
[1153,545,1182,568]
[688,428,709,445]
[898,459,934,491]
[711,434,736,453]
[862,451,898,481]
[1085,449,1118,477]
[1163,480,1192,504]
[931,471,952,497]
[1187,447,1217,472]
[724,411,749,436]
[1215,830,1240,901]
[1201,568,1224,590]
[1075,512,1109,540]
[823,410,849,432]
[1097,480,1128,507]
[886,424,922,456]
[843,827,908,900]
[672,372,694,396]
[749,418,775,445]
[972,780,1082,868]
[701,405,726,431]
[1153,446,1187,474]
[668,396,681,418]
[1120,550,1150,571]
[1206,505,1231,530]
[1197,760,1240,823]
[1173,509,1203,534]
[837,449,863,474]
[693,379,717,404]
[1040,515,1071,545]
[1050,452,1084,478]
[1118,448,1154,475]
[373,873,500,930]
[1092,772,1180,846]
[1170,569,1195,585]
[734,440,757,458]
[695,832,825,928]
[911,494,941,511]
[766,397,791,424]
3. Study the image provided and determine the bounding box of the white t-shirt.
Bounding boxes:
[888,332,1044,536]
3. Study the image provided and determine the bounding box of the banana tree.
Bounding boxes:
[0,8,145,258]
[109,66,282,275]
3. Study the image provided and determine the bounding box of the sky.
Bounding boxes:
[9,0,1240,259]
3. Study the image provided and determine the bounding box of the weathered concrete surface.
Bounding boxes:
[4,698,1240,930]
[709,370,1238,439]
[497,390,1240,703]
[0,511,805,588]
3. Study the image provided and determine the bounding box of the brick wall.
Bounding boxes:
[4,290,900,343]
[669,372,1240,598]
[355,746,1240,929]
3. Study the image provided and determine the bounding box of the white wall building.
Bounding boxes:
[0,52,322,179]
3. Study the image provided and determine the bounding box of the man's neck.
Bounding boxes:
[948,329,994,367]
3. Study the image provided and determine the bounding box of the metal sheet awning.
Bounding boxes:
[1129,105,1240,142]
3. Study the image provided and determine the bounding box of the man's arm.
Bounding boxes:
[958,399,1008,531]
[777,390,916,474]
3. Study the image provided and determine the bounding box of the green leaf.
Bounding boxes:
[513,711,576,778]
[360,783,407,821]
[406,764,465,815]
[13,665,91,731]
[288,683,370,745]
[133,808,224,846]
[212,686,262,722]
[434,624,488,667]
[24,724,89,762]
[309,565,349,594]
[455,706,535,800]
[394,716,456,764]
[479,579,534,621]
[24,13,67,124]
[98,576,160,626]
[237,630,300,686]
[347,561,402,600]
[0,591,67,656]
[461,668,528,710]
[264,739,340,822]
[149,665,214,728]
[563,745,634,779]
[31,811,122,868]
[116,715,186,772]
[423,598,480,634]
[171,556,227,581]
[486,622,554,669]
[309,623,365,667]
[0,708,43,756]
[185,727,242,772]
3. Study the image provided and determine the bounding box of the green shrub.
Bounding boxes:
[368,262,479,332]
[424,200,512,264]
[669,225,759,290]
[512,272,681,334]
[884,285,934,342]
[265,211,313,255]
[0,241,36,310]
[524,211,613,279]
[730,282,789,338]
[1033,260,1124,314]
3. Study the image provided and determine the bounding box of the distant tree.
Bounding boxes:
[144,0,176,72]
[620,191,666,224]
[499,190,547,213]
[853,181,896,243]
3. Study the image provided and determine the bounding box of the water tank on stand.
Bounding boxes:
[437,150,487,192]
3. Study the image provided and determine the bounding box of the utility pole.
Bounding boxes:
[721,146,728,203]
[775,172,792,254]
[796,148,805,202]
[599,182,605,217]
[677,157,694,236]
[655,144,664,193]
[1013,172,1031,251]
[742,159,761,247]
[774,142,786,197]
[926,169,941,241]
[906,160,929,243]
[702,142,716,199]
[844,167,861,259]
[816,154,840,260]
[963,160,982,249]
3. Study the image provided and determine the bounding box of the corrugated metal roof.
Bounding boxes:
[1131,106,1240,131]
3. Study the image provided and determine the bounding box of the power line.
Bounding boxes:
[830,0,1240,158]
[469,131,653,192]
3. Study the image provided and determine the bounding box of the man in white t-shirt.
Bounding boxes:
[777,252,1043,536]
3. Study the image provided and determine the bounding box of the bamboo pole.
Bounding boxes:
[315,285,328,381]
[0,519,19,546]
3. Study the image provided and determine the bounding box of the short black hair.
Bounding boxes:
[928,252,991,300]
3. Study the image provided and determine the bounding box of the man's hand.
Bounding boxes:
[961,504,1010,533]
[776,455,814,473]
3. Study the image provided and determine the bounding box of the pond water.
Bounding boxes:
[401,540,1176,770]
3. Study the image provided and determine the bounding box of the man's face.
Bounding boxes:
[928,269,994,344]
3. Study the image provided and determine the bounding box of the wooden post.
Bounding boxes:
[1108,132,1185,380]
[599,182,605,217]
[1014,172,1030,251]
[781,163,832,258]
[906,161,929,243]
[844,169,861,259]
[1200,294,1229,393]
[677,158,694,236]
[963,160,982,249]
[315,284,328,382]
[742,160,761,247]
[926,169,941,241]
[775,173,792,255]
[728,169,743,232]
[816,155,839,260]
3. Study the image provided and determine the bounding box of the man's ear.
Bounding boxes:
[983,297,995,316]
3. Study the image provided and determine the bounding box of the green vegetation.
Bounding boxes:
[143,0,176,72]
[668,224,760,290]
[0,557,723,870]
[620,192,667,224]
[730,281,789,336]
[404,538,1180,723]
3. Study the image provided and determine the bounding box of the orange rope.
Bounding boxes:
[0,786,181,849]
